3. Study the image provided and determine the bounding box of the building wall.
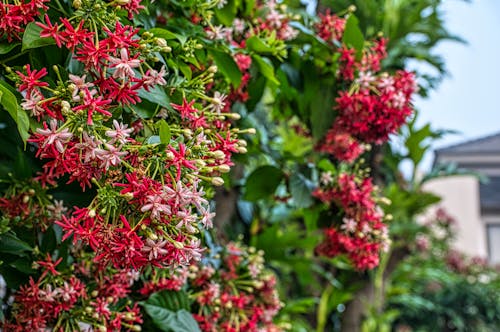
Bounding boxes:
[423,175,487,258]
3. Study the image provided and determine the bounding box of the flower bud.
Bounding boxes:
[165,151,175,160]
[156,38,167,47]
[208,65,218,73]
[226,113,241,120]
[237,139,247,147]
[22,195,30,203]
[173,241,184,249]
[217,164,230,173]
[211,150,226,160]
[116,0,131,5]
[88,209,96,218]
[211,177,224,186]
[237,146,247,154]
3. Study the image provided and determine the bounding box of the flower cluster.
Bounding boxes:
[0,0,49,41]
[314,12,417,161]
[313,173,389,270]
[188,242,282,332]
[10,0,247,273]
[3,255,142,331]
[0,180,66,232]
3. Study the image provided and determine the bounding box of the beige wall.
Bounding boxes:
[423,176,487,258]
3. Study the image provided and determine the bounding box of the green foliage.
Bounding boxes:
[142,290,201,332]
[22,22,56,51]
[0,82,30,144]
[243,165,284,201]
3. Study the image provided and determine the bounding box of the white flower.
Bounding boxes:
[320,171,333,186]
[209,91,227,113]
[340,217,357,233]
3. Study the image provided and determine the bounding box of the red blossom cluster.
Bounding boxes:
[3,255,142,331]
[313,173,389,270]
[335,70,417,143]
[315,10,346,43]
[10,3,247,273]
[314,13,417,161]
[188,243,282,332]
[0,0,49,41]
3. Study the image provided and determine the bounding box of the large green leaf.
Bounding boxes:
[209,49,242,88]
[137,85,171,109]
[158,119,171,145]
[215,0,237,26]
[244,165,284,201]
[0,82,30,144]
[22,22,56,51]
[289,173,314,208]
[309,86,335,140]
[0,43,20,54]
[246,36,274,54]
[142,290,200,332]
[0,233,33,255]
[342,14,364,60]
[252,54,279,86]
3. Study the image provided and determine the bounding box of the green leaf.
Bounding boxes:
[310,86,335,140]
[158,119,171,144]
[289,173,314,208]
[244,165,284,201]
[137,85,171,109]
[146,290,190,311]
[22,22,56,51]
[342,15,364,60]
[252,54,279,86]
[215,0,237,26]
[0,82,30,144]
[142,307,200,332]
[142,290,200,332]
[209,49,242,88]
[317,159,336,173]
[149,28,178,40]
[246,36,274,54]
[149,28,187,45]
[0,43,20,54]
[0,233,33,255]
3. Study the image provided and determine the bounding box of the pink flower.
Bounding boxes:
[105,120,134,144]
[143,66,167,88]
[108,48,141,79]
[94,143,128,169]
[141,193,172,220]
[141,238,169,260]
[36,119,73,153]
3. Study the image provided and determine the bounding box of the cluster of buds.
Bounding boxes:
[3,255,142,331]
[0,179,66,232]
[313,173,390,270]
[188,242,282,332]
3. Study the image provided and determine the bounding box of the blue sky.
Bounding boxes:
[414,0,500,167]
